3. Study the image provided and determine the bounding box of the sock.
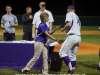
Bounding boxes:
[99,61,100,67]
[71,61,76,70]
[62,56,72,70]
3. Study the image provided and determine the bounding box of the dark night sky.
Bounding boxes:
[0,0,100,16]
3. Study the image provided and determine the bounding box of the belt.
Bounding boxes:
[68,34,80,36]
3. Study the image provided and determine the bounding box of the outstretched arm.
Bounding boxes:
[49,25,60,35]
[44,31,57,41]
[61,21,71,32]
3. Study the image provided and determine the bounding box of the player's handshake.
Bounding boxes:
[55,25,64,30]
[55,25,61,30]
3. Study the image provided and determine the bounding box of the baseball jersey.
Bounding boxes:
[32,9,54,28]
[1,14,18,33]
[35,22,50,43]
[65,12,81,36]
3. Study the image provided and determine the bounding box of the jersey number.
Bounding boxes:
[77,17,81,26]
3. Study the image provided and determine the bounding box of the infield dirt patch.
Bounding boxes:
[0,30,100,35]
[14,30,100,35]
[0,29,100,55]
[54,42,100,55]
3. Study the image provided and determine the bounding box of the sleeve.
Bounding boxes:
[22,14,32,24]
[65,13,72,23]
[14,16,18,23]
[40,25,47,32]
[1,16,4,24]
[48,11,54,22]
[32,13,37,24]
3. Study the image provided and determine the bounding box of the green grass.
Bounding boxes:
[0,54,100,75]
[54,26,100,31]
[81,26,100,31]
[81,35,100,44]
[0,34,100,44]
[15,25,23,29]
[15,25,100,31]
[0,35,23,41]
[52,34,100,44]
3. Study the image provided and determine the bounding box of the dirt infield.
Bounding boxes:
[0,30,100,35]
[0,29,100,55]
[14,30,100,35]
[54,42,100,55]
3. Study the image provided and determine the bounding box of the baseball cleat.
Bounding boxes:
[67,69,75,74]
[97,67,100,71]
[21,69,29,74]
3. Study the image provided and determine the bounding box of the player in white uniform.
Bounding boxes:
[59,5,81,74]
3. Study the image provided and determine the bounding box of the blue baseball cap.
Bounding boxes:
[67,5,75,9]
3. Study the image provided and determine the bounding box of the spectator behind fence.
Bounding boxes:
[22,7,33,41]
[1,5,18,41]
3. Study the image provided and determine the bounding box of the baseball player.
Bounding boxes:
[59,5,81,74]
